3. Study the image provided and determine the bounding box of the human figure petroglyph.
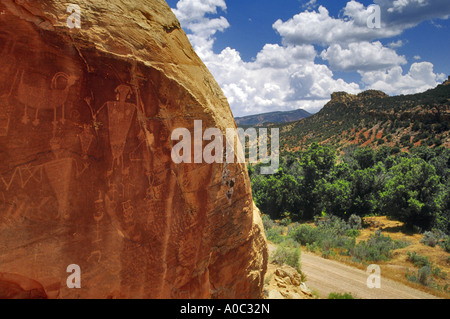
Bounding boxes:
[79,124,95,160]
[43,137,73,220]
[44,158,72,220]
[94,84,137,172]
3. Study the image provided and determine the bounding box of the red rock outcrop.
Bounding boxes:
[0,0,267,299]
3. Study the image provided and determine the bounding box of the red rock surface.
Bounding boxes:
[0,0,267,299]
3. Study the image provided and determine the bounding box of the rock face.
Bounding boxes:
[0,0,267,299]
[330,90,388,105]
[264,263,313,300]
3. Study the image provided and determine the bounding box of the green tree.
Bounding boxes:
[319,179,352,218]
[380,157,443,230]
[353,147,376,169]
[298,143,336,220]
[250,161,301,220]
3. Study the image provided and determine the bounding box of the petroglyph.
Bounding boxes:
[18,71,78,127]
[95,85,137,171]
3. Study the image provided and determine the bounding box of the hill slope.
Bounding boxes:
[276,78,450,153]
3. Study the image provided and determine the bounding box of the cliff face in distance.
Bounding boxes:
[0,0,267,299]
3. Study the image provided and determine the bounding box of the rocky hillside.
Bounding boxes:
[0,0,267,299]
[276,78,450,153]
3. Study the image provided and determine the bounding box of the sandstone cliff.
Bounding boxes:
[0,0,267,299]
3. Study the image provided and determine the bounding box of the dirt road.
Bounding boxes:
[267,243,439,299]
[301,251,439,299]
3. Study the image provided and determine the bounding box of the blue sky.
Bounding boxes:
[166,0,450,117]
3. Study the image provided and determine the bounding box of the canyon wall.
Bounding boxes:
[0,0,267,299]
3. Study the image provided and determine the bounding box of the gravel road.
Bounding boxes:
[301,251,439,299]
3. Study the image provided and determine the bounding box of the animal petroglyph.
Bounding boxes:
[18,71,78,126]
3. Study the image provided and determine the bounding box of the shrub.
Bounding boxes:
[400,135,411,146]
[321,249,337,259]
[440,237,450,253]
[266,226,284,244]
[349,231,408,263]
[346,229,360,238]
[315,215,351,236]
[407,251,431,268]
[432,267,447,280]
[417,266,433,286]
[420,230,447,248]
[405,266,435,287]
[262,214,276,229]
[280,216,292,226]
[305,242,321,253]
[406,251,447,287]
[262,214,286,244]
[289,224,321,246]
[271,245,301,273]
[348,214,362,230]
[421,231,439,247]
[328,292,354,299]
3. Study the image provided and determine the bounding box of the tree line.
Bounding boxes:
[249,143,450,235]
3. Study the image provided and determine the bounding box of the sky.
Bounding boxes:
[166,0,450,117]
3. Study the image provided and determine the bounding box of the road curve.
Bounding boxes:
[301,251,439,299]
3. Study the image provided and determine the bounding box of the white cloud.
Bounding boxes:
[376,0,450,25]
[321,41,407,72]
[303,0,318,10]
[205,46,360,115]
[171,0,362,116]
[273,4,403,47]
[387,39,406,49]
[253,44,317,69]
[172,0,227,23]
[172,0,230,52]
[360,62,446,95]
[274,0,450,47]
[170,0,448,117]
[387,0,428,13]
